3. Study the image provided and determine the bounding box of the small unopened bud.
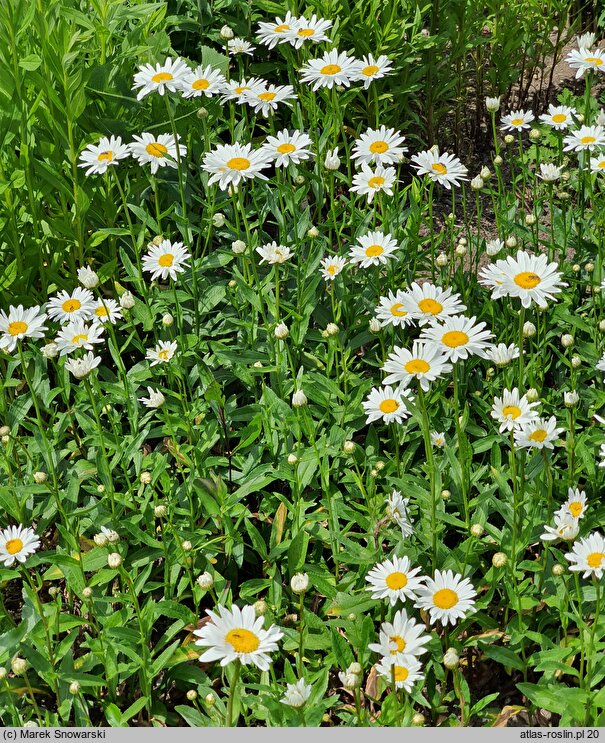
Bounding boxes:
[369,317,381,333]
[77,266,99,289]
[343,440,356,454]
[181,540,192,552]
[186,689,198,701]
[523,321,536,338]
[93,533,108,547]
[0,426,10,437]
[564,391,579,408]
[212,213,225,228]
[485,97,501,112]
[97,484,105,494]
[443,648,460,669]
[524,214,536,226]
[529,128,540,141]
[436,252,448,267]
[82,587,93,599]
[571,355,581,368]
[254,599,268,616]
[232,240,246,254]
[504,134,514,144]
[325,322,339,336]
[492,552,508,568]
[290,572,309,594]
[480,166,491,180]
[33,471,47,484]
[470,524,484,538]
[324,148,340,170]
[151,235,164,246]
[526,387,539,402]
[220,25,234,39]
[292,389,307,408]
[119,291,135,309]
[505,235,517,248]
[294,174,305,185]
[493,155,503,166]
[228,279,236,288]
[412,713,426,726]
[455,244,467,256]
[561,334,574,348]
[69,681,81,695]
[197,572,213,590]
[162,313,174,327]
[140,471,152,485]
[572,263,581,272]
[274,322,289,340]
[585,262,594,272]
[470,175,484,190]
[42,342,59,359]
[0,667,7,680]
[11,657,27,675]
[287,453,298,465]
[552,563,565,576]
[339,671,360,690]
[307,226,319,238]
[107,553,122,569]
[154,504,167,518]
[196,107,209,119]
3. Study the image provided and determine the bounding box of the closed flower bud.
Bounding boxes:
[455,244,467,256]
[485,96,501,112]
[220,25,234,39]
[436,252,448,266]
[197,571,214,590]
[196,107,209,119]
[181,540,193,552]
[228,279,236,288]
[162,313,174,327]
[307,226,319,238]
[107,553,122,569]
[504,134,514,144]
[585,262,594,272]
[42,342,60,359]
[77,266,99,289]
[292,389,307,408]
[275,322,289,339]
[470,175,484,190]
[119,290,135,309]
[11,657,27,675]
[480,166,491,180]
[212,213,225,228]
[529,128,541,141]
[186,689,198,701]
[232,240,246,254]
[94,533,108,547]
[324,147,340,170]
[339,671,360,690]
[0,426,11,437]
[288,453,298,465]
[343,440,356,454]
[290,572,309,594]
[441,489,451,500]
[369,317,381,333]
[524,214,536,225]
[552,563,565,576]
[326,322,339,336]
[140,471,152,485]
[523,321,536,337]
[205,692,216,706]
[412,713,426,726]
[470,523,484,538]
[0,667,7,680]
[561,334,574,348]
[69,681,81,695]
[564,391,579,408]
[33,471,47,484]
[571,355,581,368]
[254,599,268,616]
[443,647,460,669]
[492,552,507,568]
[295,174,305,185]
[154,504,167,518]
[505,235,517,248]
[493,155,503,166]
[82,587,93,599]
[526,387,539,402]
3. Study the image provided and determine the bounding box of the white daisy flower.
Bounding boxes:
[478,262,510,300]
[514,416,564,450]
[256,13,299,49]
[491,388,540,433]
[496,250,566,308]
[565,531,605,579]
[420,315,493,363]
[181,65,226,98]
[146,340,178,366]
[281,678,312,708]
[402,281,466,326]
[227,38,256,56]
[590,155,605,173]
[411,148,468,189]
[77,266,99,289]
[55,321,104,356]
[576,33,597,50]
[500,110,534,131]
[64,352,102,380]
[0,525,40,567]
[485,342,520,367]
[539,104,577,130]
[348,230,401,268]
[0,305,47,353]
[538,163,564,182]
[129,133,186,174]
[431,432,446,447]
[285,15,332,48]
[351,126,407,167]
[375,653,424,692]
[350,163,396,203]
[558,487,587,520]
[362,385,414,425]
[563,125,605,151]
[201,142,273,190]
[299,49,358,91]
[132,57,190,100]
[414,569,477,626]
[541,512,580,543]
[47,288,95,324]
[78,135,130,176]
[142,240,191,282]
[485,238,504,256]
[256,242,293,265]
[243,84,296,117]
[566,48,605,78]
[381,341,453,391]
[91,299,123,325]
[351,54,394,89]
[139,387,166,409]
[369,608,431,658]
[193,603,283,670]
[365,555,425,605]
[386,490,414,538]
[374,290,415,328]
[261,129,313,167]
[219,77,267,104]
[319,256,347,281]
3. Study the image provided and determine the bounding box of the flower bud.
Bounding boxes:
[205,692,216,706]
[552,563,565,576]
[69,681,81,695]
[232,240,246,254]
[290,572,309,594]
[455,244,467,256]
[470,523,484,538]
[162,313,174,327]
[412,713,426,726]
[492,552,507,568]
[0,426,10,437]
[564,391,579,408]
[524,214,536,226]
[307,226,319,238]
[529,128,540,141]
[295,174,305,185]
[485,96,501,112]
[33,471,47,484]
[181,540,192,552]
[140,471,152,485]
[292,389,307,408]
[470,175,484,190]
[287,453,298,465]
[443,648,460,669]
[196,107,209,119]
[11,657,27,675]
[0,667,7,680]
[493,155,503,166]
[324,147,340,170]
[339,671,360,690]
[369,317,381,333]
[526,387,539,402]
[441,489,451,500]
[585,262,594,272]
[94,533,108,547]
[523,321,536,338]
[561,334,574,348]
[197,572,214,590]
[82,587,93,599]
[505,235,517,248]
[571,355,581,368]
[480,166,491,180]
[212,213,225,228]
[254,599,268,616]
[436,252,448,267]
[119,291,135,309]
[504,134,514,144]
[220,25,234,39]
[107,553,122,569]
[42,342,59,359]
[343,440,356,454]
[274,322,289,340]
[77,266,99,289]
[326,322,339,336]
[154,504,167,518]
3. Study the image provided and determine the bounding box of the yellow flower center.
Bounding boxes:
[146,142,168,157]
[362,64,380,76]
[433,588,458,609]
[226,157,251,171]
[234,86,250,94]
[431,163,447,175]
[71,334,88,345]
[597,161,605,169]
[529,429,547,443]
[551,113,567,123]
[225,628,260,653]
[385,571,408,590]
[158,349,170,361]
[62,299,82,313]
[587,552,605,568]
[405,359,430,374]
[441,330,469,348]
[320,63,341,75]
[158,254,174,267]
[569,502,583,517]
[390,303,407,317]
[418,298,443,315]
[95,306,108,317]
[5,538,23,555]
[365,244,384,257]
[368,176,385,188]
[326,264,339,275]
[151,72,174,83]
[511,118,524,126]
[277,143,296,154]
[581,136,596,145]
[97,150,113,162]
[393,665,409,682]
[502,405,521,419]
[514,271,541,289]
[369,140,389,154]
[585,57,603,65]
[297,27,316,37]
[379,399,399,414]
[258,91,276,101]
[192,78,210,90]
[274,24,289,32]
[390,635,406,654]
[8,321,27,336]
